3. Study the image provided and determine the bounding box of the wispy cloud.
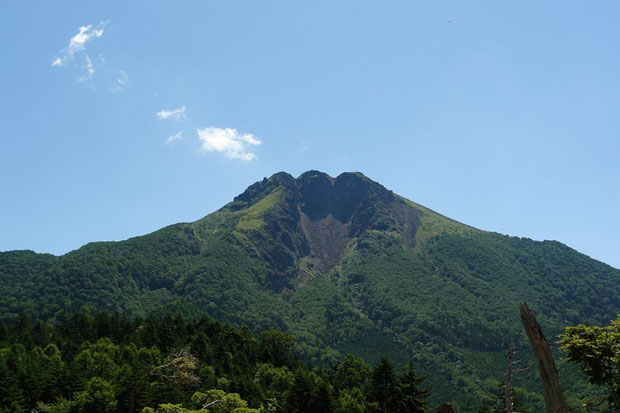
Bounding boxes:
[165,131,183,144]
[110,70,129,92]
[77,55,95,82]
[52,21,108,67]
[157,106,186,120]
[197,127,261,161]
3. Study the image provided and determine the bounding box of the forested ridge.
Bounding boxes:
[1,171,619,410]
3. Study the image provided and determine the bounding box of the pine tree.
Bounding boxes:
[397,360,430,413]
[367,357,399,413]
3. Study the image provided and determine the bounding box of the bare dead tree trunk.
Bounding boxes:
[519,302,568,413]
[504,339,515,413]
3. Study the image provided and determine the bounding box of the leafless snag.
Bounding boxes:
[504,339,516,413]
[519,302,568,413]
[149,348,199,383]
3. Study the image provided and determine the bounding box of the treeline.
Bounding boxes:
[0,311,430,412]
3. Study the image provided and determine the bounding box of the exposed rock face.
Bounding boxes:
[298,171,334,221]
[299,212,350,273]
[297,171,357,274]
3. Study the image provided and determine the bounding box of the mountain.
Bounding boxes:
[1,170,619,410]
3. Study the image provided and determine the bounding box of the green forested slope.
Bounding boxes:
[1,170,618,411]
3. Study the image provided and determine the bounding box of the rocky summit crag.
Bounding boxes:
[1,170,619,410]
[224,171,423,291]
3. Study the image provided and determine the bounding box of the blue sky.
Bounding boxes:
[1,1,619,269]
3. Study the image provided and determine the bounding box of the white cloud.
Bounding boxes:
[117,70,128,85]
[52,21,108,67]
[110,70,129,92]
[157,106,186,120]
[197,127,261,161]
[165,131,183,144]
[77,55,95,82]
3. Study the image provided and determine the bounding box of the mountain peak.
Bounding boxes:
[221,171,421,285]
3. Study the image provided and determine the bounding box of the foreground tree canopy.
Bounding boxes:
[0,311,432,413]
[560,314,620,409]
[6,309,620,412]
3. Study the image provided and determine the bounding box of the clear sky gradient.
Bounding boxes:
[1,1,619,269]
